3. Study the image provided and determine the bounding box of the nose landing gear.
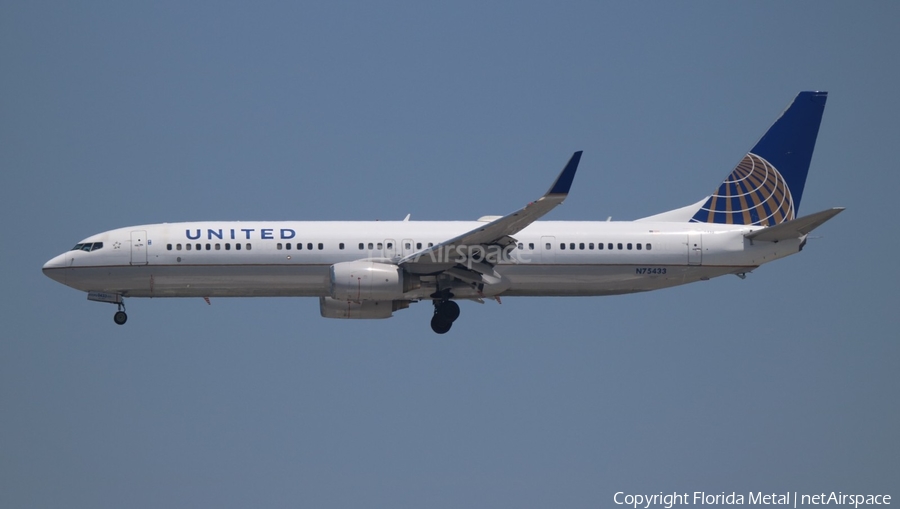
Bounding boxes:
[87,292,128,325]
[113,302,127,325]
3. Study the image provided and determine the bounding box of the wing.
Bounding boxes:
[399,151,582,278]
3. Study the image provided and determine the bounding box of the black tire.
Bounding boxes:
[113,311,128,325]
[436,300,460,322]
[430,315,452,334]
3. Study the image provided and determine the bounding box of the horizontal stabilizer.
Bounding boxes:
[744,207,844,242]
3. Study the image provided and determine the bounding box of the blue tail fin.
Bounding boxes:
[691,91,827,225]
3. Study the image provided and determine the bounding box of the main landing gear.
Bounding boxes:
[431,298,460,334]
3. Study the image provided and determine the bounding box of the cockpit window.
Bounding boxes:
[71,242,103,252]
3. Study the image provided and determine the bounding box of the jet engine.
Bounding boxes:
[329,261,419,301]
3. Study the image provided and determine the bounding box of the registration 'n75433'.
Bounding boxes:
[635,267,667,275]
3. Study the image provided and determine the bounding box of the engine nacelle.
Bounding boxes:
[319,297,410,319]
[329,261,418,301]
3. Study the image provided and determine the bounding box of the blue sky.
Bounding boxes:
[2,2,898,508]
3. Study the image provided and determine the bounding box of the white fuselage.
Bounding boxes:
[40,93,835,331]
[42,220,800,300]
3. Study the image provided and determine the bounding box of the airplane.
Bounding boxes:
[43,91,843,334]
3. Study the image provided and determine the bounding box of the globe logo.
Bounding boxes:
[691,153,795,226]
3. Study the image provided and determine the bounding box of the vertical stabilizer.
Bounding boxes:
[690,91,827,225]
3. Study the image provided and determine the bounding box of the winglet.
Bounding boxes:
[546,151,583,195]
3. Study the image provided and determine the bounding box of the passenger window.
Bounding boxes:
[428,243,434,247]
[359,243,365,250]
[545,243,551,250]
[627,243,632,250]
[608,243,613,250]
[560,243,566,250]
[368,243,374,249]
[318,243,323,250]
[167,244,172,251]
[235,243,241,250]
[225,243,230,250]
[297,243,303,250]
[215,243,221,250]
[307,243,313,250]
[405,243,411,249]
[636,243,642,250]
[647,243,652,250]
[570,243,575,250]
[246,243,252,250]
[529,243,534,250]
[589,243,594,250]
[598,243,603,250]
[196,243,201,250]
[617,243,623,250]
[186,244,192,251]
[377,243,383,249]
[579,243,585,250]
[386,242,392,249]
[339,243,345,250]
[206,244,211,250]
[417,242,422,249]
[177,244,182,251]
[518,243,524,249]
[277,243,283,250]
[286,243,291,250]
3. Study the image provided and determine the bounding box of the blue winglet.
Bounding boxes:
[547,151,583,195]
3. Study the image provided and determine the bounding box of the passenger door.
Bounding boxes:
[130,230,148,265]
[688,232,702,265]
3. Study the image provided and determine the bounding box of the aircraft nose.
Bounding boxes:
[42,253,69,283]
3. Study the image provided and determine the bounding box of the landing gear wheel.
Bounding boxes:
[430,290,459,334]
[430,315,452,334]
[436,300,460,322]
[113,311,128,325]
